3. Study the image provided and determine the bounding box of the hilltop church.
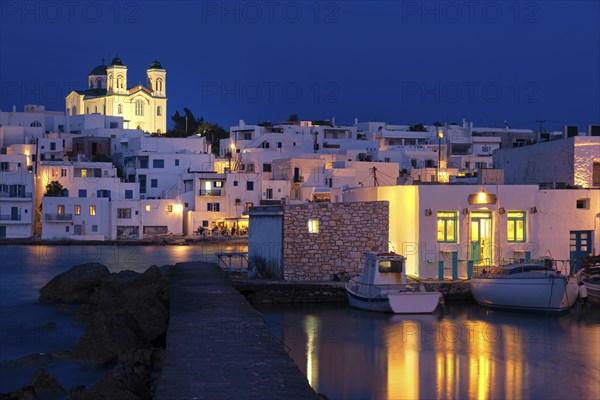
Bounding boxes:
[66,57,167,134]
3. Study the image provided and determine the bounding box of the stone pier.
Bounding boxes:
[155,262,317,400]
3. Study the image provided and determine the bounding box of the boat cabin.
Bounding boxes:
[361,252,407,286]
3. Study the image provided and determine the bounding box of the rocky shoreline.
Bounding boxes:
[1,263,174,400]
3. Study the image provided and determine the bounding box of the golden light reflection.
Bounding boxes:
[436,322,459,399]
[305,315,319,389]
[503,326,524,399]
[386,321,419,399]
[467,321,494,400]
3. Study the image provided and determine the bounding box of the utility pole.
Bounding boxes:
[536,119,546,142]
[371,167,380,187]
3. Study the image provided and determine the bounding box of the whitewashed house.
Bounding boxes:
[344,184,599,278]
[0,154,34,238]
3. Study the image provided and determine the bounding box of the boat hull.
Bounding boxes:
[471,275,579,312]
[346,287,442,314]
[582,276,600,305]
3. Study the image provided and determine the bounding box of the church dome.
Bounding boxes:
[88,65,107,76]
[149,60,163,70]
[111,56,123,66]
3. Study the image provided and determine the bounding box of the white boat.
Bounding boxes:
[345,252,442,314]
[581,275,600,304]
[471,261,579,313]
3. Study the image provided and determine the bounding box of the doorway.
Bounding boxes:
[470,212,493,266]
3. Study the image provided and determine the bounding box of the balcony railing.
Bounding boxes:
[45,213,73,222]
[0,214,22,221]
[199,189,222,196]
[0,192,33,199]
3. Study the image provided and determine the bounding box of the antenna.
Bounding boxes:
[371,167,380,187]
[536,119,546,133]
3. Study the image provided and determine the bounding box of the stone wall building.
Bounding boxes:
[249,201,389,281]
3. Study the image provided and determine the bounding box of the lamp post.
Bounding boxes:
[437,128,444,182]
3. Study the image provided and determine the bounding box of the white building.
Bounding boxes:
[0,154,34,238]
[494,135,600,188]
[66,57,167,134]
[344,184,599,278]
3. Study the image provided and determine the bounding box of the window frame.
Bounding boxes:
[507,211,526,243]
[436,211,458,243]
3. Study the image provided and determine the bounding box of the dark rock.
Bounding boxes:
[29,368,65,397]
[67,385,86,400]
[2,351,72,368]
[39,263,110,304]
[1,386,36,400]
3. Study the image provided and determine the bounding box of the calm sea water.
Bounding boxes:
[0,243,246,393]
[257,303,600,400]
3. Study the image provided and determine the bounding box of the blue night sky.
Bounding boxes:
[1,1,599,131]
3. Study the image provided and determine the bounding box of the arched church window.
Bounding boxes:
[118,104,122,114]
[135,100,144,116]
[96,78,102,89]
[117,75,124,89]
[157,106,162,116]
[108,74,113,88]
[30,121,42,127]
[156,79,163,92]
[89,79,93,88]
[71,106,77,115]
[94,106,98,113]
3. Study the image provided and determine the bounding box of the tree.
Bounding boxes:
[257,120,273,127]
[287,114,299,123]
[408,123,427,132]
[312,120,332,126]
[196,122,229,155]
[168,108,204,137]
[45,181,65,197]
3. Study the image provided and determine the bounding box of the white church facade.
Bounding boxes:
[66,57,167,134]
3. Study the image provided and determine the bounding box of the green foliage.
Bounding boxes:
[92,153,113,163]
[45,181,65,197]
[257,120,273,127]
[408,123,427,132]
[312,120,332,126]
[167,108,229,155]
[287,114,299,122]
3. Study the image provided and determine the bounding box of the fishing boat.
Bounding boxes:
[579,255,600,305]
[345,252,442,314]
[470,260,579,313]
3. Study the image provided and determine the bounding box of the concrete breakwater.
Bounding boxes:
[233,279,472,305]
[155,262,318,400]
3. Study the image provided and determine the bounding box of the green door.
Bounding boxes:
[470,212,493,266]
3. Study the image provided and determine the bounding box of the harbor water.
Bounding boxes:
[1,244,598,398]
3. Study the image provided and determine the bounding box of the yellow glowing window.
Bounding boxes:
[145,205,151,212]
[507,211,526,242]
[437,211,457,243]
[74,205,81,215]
[81,169,88,178]
[57,205,65,215]
[308,219,319,234]
[89,205,96,216]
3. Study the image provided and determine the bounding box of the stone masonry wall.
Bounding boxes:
[283,201,389,281]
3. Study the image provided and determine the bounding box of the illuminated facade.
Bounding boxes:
[66,57,167,134]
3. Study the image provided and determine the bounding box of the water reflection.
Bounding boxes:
[259,303,600,400]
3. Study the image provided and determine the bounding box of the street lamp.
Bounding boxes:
[437,128,444,182]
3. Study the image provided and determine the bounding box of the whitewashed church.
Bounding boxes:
[66,56,167,134]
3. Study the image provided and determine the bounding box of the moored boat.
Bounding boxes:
[579,255,600,305]
[345,252,442,314]
[471,261,579,313]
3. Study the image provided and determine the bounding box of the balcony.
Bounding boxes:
[45,213,73,222]
[0,192,33,199]
[199,189,222,196]
[0,214,22,222]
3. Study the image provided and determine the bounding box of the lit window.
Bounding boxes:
[593,162,600,187]
[507,211,526,243]
[145,205,151,212]
[437,211,457,243]
[57,205,65,215]
[74,205,81,215]
[308,219,319,234]
[214,181,223,188]
[89,205,96,216]
[81,169,87,178]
